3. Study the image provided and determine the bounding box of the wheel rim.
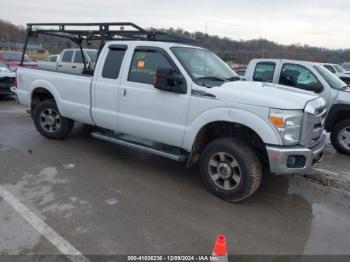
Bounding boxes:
[338,126,350,151]
[208,152,242,191]
[39,108,61,133]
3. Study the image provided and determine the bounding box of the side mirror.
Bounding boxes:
[154,68,186,94]
[307,83,323,93]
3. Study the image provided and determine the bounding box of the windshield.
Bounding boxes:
[86,50,98,63]
[2,52,32,62]
[171,47,238,86]
[334,64,345,74]
[314,64,347,90]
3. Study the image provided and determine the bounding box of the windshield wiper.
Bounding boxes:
[196,76,227,82]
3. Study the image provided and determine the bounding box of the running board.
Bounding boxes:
[91,132,187,162]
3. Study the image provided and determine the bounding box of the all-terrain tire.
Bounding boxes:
[199,138,262,202]
[33,100,73,140]
[330,119,350,155]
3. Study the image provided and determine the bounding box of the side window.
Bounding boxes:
[253,63,275,83]
[128,49,173,85]
[324,65,336,73]
[102,48,126,79]
[73,51,84,63]
[62,51,73,63]
[279,64,322,91]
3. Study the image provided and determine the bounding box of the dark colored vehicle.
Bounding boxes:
[0,51,37,71]
[0,62,16,96]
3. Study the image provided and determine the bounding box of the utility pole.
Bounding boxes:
[6,31,10,51]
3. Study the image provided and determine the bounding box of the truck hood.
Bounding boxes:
[211,81,319,110]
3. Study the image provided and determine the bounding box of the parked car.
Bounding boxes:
[56,49,97,74]
[37,54,60,71]
[321,63,350,85]
[15,23,327,202]
[0,62,16,97]
[230,63,247,76]
[0,51,37,71]
[342,62,350,71]
[245,59,350,155]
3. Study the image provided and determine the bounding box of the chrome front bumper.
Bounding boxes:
[266,132,327,174]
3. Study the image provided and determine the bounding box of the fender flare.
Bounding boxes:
[182,107,282,152]
[30,79,63,110]
[325,104,350,131]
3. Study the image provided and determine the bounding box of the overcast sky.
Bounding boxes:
[1,0,349,49]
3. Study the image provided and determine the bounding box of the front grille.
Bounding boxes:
[300,98,327,148]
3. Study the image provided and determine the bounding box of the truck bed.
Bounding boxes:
[16,67,94,124]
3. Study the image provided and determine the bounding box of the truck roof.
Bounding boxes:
[104,40,204,50]
[251,58,320,66]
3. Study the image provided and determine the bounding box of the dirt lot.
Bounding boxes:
[1,97,350,260]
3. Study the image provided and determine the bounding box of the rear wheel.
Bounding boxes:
[33,100,73,140]
[331,119,350,155]
[199,138,262,202]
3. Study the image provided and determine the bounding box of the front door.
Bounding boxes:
[118,46,190,147]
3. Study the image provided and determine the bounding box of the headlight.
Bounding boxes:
[269,109,303,145]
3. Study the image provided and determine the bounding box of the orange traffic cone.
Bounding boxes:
[211,235,228,262]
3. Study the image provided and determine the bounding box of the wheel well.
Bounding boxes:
[186,121,268,168]
[326,109,350,131]
[31,88,55,114]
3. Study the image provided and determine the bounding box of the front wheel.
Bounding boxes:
[33,100,74,140]
[199,138,262,202]
[330,119,350,155]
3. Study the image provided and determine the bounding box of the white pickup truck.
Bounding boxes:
[245,59,350,155]
[15,32,327,202]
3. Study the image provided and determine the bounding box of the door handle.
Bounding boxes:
[72,66,77,68]
[58,64,62,67]
[122,88,127,97]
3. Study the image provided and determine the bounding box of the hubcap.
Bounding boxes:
[39,108,61,133]
[339,126,350,151]
[208,152,241,191]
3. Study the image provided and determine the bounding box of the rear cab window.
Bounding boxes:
[253,62,276,83]
[102,45,127,79]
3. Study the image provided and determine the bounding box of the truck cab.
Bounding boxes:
[245,58,350,155]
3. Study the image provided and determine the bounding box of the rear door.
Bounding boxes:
[57,50,74,73]
[91,44,127,130]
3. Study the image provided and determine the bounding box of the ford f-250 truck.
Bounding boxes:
[15,23,327,202]
[245,59,350,155]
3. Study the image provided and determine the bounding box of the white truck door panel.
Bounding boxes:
[118,47,190,147]
[91,45,128,130]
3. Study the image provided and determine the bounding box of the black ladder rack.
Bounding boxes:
[20,22,198,67]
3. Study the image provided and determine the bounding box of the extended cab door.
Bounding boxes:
[91,44,127,131]
[118,46,190,147]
